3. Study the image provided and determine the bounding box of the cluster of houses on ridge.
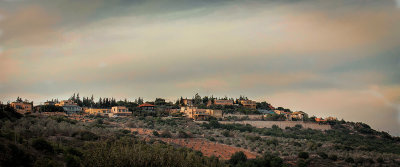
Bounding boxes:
[8,98,336,122]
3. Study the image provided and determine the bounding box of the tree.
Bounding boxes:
[69,93,76,102]
[229,151,247,165]
[194,93,202,105]
[155,98,166,106]
[16,97,23,102]
[76,93,82,106]
[32,138,54,153]
[137,97,144,105]
[298,152,309,159]
[98,98,102,108]
[202,96,209,104]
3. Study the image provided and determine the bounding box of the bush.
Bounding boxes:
[126,122,136,128]
[72,131,99,141]
[298,152,309,159]
[317,152,328,159]
[295,124,303,129]
[222,130,231,137]
[208,137,216,142]
[229,151,247,165]
[32,138,53,153]
[177,131,191,138]
[65,147,83,157]
[377,157,384,164]
[297,158,307,167]
[328,154,338,161]
[345,157,354,163]
[160,130,172,138]
[293,142,302,147]
[2,143,34,166]
[152,130,160,137]
[121,129,131,134]
[65,155,80,167]
[245,135,261,142]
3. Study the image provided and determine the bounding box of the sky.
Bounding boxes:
[0,0,399,135]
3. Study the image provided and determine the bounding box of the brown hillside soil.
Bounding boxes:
[127,128,154,135]
[160,138,258,160]
[126,128,258,160]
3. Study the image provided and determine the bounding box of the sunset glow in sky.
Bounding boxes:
[0,0,399,135]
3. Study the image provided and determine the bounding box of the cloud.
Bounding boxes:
[176,78,230,92]
[0,5,62,47]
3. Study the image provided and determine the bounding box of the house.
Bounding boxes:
[273,110,285,115]
[11,102,33,114]
[291,111,307,120]
[258,109,276,115]
[110,106,131,117]
[315,118,327,122]
[44,101,55,106]
[273,110,294,120]
[238,100,257,109]
[55,100,76,106]
[213,100,234,106]
[56,100,82,114]
[182,99,194,106]
[179,106,222,120]
[138,103,155,111]
[84,108,111,116]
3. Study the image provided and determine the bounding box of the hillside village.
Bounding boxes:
[1,94,400,167]
[8,93,336,124]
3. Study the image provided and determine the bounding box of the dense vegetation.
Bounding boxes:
[202,120,400,155]
[0,104,224,167]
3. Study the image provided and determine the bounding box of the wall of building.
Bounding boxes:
[223,114,263,120]
[11,102,33,114]
[216,121,331,130]
[84,108,111,115]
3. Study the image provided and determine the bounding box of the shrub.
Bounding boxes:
[298,152,309,159]
[317,152,328,159]
[229,151,247,165]
[152,130,160,137]
[377,157,384,164]
[65,155,80,167]
[328,154,338,161]
[345,157,354,163]
[126,122,136,128]
[65,147,83,157]
[297,158,307,167]
[160,130,172,138]
[245,135,261,142]
[34,157,59,167]
[121,129,131,134]
[32,138,53,153]
[355,157,366,165]
[222,130,231,137]
[72,131,99,141]
[2,143,34,166]
[295,124,303,129]
[293,142,302,147]
[178,131,191,138]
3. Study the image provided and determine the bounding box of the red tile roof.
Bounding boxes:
[138,103,155,107]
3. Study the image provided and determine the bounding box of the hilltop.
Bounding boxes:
[1,94,400,167]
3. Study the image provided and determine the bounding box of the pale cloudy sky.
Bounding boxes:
[0,0,399,135]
